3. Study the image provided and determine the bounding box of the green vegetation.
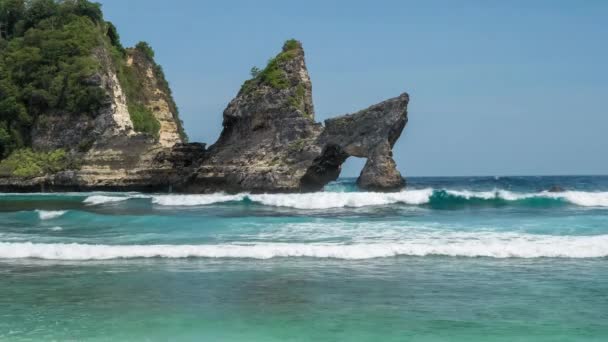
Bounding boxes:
[288,84,307,112]
[0,148,75,178]
[135,41,154,59]
[282,39,300,51]
[129,103,160,138]
[112,44,161,138]
[288,138,308,153]
[0,0,108,157]
[0,0,187,163]
[241,39,301,94]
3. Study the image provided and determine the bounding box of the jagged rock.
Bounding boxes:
[181,41,408,193]
[1,40,409,193]
[301,94,408,191]
[181,41,324,193]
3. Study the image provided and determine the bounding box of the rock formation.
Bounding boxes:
[0,45,185,191]
[301,94,408,191]
[0,39,409,193]
[177,40,409,193]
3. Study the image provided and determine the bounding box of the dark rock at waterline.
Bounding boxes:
[548,185,565,193]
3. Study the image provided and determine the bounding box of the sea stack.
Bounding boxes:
[181,40,409,193]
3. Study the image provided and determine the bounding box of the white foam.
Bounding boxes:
[83,194,149,205]
[35,210,67,220]
[49,226,63,231]
[80,189,608,208]
[439,189,608,207]
[152,193,247,206]
[1,233,607,260]
[150,189,434,209]
[550,191,608,207]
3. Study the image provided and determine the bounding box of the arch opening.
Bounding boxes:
[299,145,368,192]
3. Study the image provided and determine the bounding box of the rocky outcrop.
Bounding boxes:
[0,40,409,193]
[0,43,185,192]
[180,40,323,193]
[301,94,408,191]
[178,40,409,193]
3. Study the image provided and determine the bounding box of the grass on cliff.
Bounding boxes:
[241,39,301,94]
[0,148,75,178]
[128,103,160,139]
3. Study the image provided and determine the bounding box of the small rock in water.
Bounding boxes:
[548,185,565,193]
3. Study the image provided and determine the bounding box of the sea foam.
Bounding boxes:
[78,189,608,209]
[35,210,67,220]
[148,189,608,209]
[2,233,607,260]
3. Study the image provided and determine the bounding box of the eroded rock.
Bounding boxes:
[183,41,409,193]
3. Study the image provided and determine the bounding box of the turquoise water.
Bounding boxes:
[1,176,607,341]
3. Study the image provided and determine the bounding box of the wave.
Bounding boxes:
[83,194,149,205]
[148,189,433,209]
[145,189,608,209]
[2,234,607,260]
[77,188,608,209]
[35,210,67,220]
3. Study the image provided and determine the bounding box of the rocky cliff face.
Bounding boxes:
[302,94,408,191]
[177,40,409,193]
[0,39,409,193]
[0,43,185,191]
[182,41,324,193]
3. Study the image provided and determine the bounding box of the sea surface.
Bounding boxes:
[1,176,607,341]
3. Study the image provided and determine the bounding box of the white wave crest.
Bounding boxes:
[152,194,246,206]
[83,194,149,205]
[151,189,434,209]
[83,195,130,205]
[82,189,608,208]
[551,191,608,207]
[445,189,608,207]
[35,210,67,220]
[2,234,607,260]
[249,189,433,209]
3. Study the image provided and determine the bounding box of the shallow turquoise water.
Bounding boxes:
[1,176,607,341]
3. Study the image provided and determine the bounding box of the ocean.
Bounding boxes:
[1,176,607,341]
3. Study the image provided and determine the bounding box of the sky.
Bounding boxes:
[97,0,607,177]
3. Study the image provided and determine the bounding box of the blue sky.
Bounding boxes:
[98,0,607,176]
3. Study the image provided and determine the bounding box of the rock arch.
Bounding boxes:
[300,93,409,192]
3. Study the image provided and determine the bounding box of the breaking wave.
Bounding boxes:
[2,233,608,260]
[79,189,608,209]
[142,189,608,209]
[35,210,67,220]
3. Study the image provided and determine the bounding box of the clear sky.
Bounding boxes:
[97,0,607,177]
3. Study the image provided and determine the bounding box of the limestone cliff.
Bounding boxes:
[0,42,185,191]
